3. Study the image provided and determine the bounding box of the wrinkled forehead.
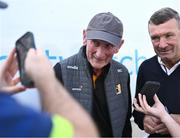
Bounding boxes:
[148,18,180,33]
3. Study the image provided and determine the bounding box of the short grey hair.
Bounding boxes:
[148,7,180,29]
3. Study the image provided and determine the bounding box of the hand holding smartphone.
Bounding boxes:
[15,32,36,87]
[139,81,160,106]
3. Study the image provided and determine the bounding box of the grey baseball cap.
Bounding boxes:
[0,1,8,9]
[86,12,123,47]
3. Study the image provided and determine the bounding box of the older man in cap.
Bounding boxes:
[54,12,132,137]
[0,2,98,137]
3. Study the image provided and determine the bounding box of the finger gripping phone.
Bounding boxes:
[140,81,160,106]
[15,32,36,87]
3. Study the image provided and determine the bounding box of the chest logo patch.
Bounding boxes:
[115,84,122,94]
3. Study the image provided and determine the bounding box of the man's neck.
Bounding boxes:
[162,58,180,69]
[93,69,102,77]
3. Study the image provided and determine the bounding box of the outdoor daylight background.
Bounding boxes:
[0,0,179,137]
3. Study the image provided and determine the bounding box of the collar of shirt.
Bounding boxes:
[157,56,180,75]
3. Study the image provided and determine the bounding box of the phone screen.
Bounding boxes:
[15,32,36,87]
[139,81,160,106]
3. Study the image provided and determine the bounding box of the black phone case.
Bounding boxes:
[139,81,160,106]
[15,32,36,87]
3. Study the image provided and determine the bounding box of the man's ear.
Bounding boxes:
[82,29,87,45]
[114,39,124,53]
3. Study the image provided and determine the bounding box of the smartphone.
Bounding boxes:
[15,32,36,87]
[139,81,160,106]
